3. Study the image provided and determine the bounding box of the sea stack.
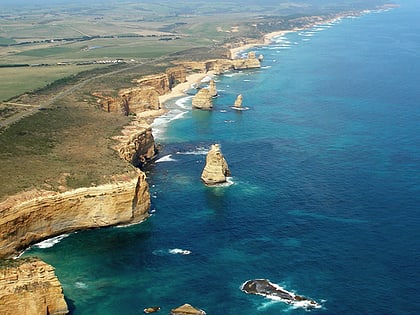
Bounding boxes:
[192,88,213,110]
[208,79,218,97]
[233,94,243,108]
[201,144,231,185]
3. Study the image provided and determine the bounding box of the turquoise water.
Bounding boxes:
[25,2,420,314]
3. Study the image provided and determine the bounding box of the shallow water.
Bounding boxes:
[25,2,420,314]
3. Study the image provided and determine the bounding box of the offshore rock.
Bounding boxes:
[241,279,321,310]
[0,171,150,259]
[0,257,68,315]
[208,79,218,97]
[234,94,243,108]
[170,303,206,315]
[192,88,213,110]
[201,144,231,185]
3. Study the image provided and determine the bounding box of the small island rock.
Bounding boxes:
[170,303,206,315]
[201,144,231,185]
[192,88,213,110]
[233,94,243,108]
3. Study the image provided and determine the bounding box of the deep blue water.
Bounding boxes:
[25,2,420,314]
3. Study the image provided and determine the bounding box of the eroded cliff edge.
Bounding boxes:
[0,171,150,259]
[0,257,69,315]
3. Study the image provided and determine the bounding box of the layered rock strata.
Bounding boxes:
[178,51,261,74]
[170,303,206,315]
[95,66,187,115]
[192,88,213,110]
[0,257,68,315]
[0,171,150,259]
[115,121,157,167]
[201,144,231,185]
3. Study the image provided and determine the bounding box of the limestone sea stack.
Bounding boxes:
[201,144,231,185]
[0,257,69,315]
[208,79,218,97]
[192,88,213,110]
[233,94,243,108]
[170,303,206,315]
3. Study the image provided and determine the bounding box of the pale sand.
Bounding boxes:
[159,71,215,104]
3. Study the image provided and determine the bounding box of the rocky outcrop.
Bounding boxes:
[192,88,213,110]
[166,66,187,89]
[201,144,231,185]
[178,52,261,74]
[231,51,261,69]
[208,80,218,97]
[94,86,161,115]
[170,304,206,315]
[133,73,170,96]
[119,86,161,113]
[0,171,150,259]
[0,257,68,315]
[115,122,157,167]
[241,279,321,310]
[234,94,243,108]
[95,66,187,115]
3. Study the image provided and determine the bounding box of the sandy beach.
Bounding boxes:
[159,71,215,104]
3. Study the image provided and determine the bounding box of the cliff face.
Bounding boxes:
[179,52,261,74]
[94,86,160,115]
[0,258,68,315]
[134,73,170,95]
[0,172,150,259]
[192,88,213,110]
[201,144,231,185]
[116,122,157,167]
[166,66,187,89]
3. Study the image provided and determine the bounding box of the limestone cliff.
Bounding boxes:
[201,144,231,185]
[94,86,160,116]
[0,171,150,259]
[119,86,161,114]
[115,121,157,167]
[192,88,213,110]
[177,52,261,74]
[0,257,68,315]
[166,66,187,89]
[133,73,170,95]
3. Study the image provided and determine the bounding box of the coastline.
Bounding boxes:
[159,71,215,104]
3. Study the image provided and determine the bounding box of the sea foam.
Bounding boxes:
[33,234,70,249]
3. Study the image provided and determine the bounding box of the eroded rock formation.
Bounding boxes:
[133,73,170,95]
[178,51,261,74]
[170,303,206,315]
[115,122,157,167]
[208,79,218,97]
[201,144,231,185]
[0,171,150,259]
[192,88,213,110]
[166,66,187,89]
[234,94,243,108]
[241,279,321,310]
[0,257,68,315]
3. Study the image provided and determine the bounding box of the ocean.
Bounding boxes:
[24,1,420,314]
